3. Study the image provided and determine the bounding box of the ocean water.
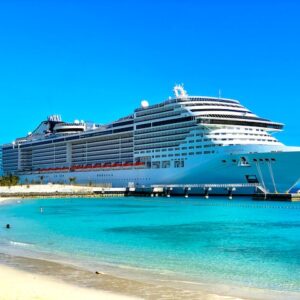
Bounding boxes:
[0,197,300,293]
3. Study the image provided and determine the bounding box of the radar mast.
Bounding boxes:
[173,84,188,98]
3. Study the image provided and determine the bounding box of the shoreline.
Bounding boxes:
[1,251,300,300]
[0,253,242,300]
[0,263,137,300]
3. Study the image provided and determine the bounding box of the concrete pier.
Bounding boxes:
[0,183,299,201]
[253,193,300,202]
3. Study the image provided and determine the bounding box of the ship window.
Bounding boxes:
[136,123,151,129]
[162,161,170,168]
[174,160,184,168]
[246,175,259,183]
[152,161,160,168]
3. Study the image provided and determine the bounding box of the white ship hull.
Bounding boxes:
[19,145,300,194]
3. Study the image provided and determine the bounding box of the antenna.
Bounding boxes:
[218,89,222,99]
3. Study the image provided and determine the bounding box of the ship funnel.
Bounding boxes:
[48,115,62,122]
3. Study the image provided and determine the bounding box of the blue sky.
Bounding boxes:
[0,0,299,145]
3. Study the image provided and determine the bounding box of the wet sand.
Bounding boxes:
[1,252,299,300]
[0,253,235,300]
[0,263,137,300]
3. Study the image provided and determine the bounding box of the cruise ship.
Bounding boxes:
[2,85,300,194]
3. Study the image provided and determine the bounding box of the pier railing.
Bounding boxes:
[151,183,259,189]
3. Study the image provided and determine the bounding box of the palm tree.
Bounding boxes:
[0,174,19,187]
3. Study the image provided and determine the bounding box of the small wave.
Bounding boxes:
[157,278,205,285]
[9,241,34,247]
[114,263,157,273]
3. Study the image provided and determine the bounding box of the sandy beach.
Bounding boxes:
[1,255,298,300]
[0,264,137,300]
[0,184,97,196]
[0,252,243,300]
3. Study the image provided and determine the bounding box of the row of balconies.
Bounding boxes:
[135,121,196,135]
[72,138,133,150]
[71,143,133,154]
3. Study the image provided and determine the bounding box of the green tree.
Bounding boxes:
[0,174,19,187]
[69,177,76,185]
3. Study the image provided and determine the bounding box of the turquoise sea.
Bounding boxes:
[0,197,300,294]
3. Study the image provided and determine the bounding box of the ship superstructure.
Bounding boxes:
[2,85,300,193]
